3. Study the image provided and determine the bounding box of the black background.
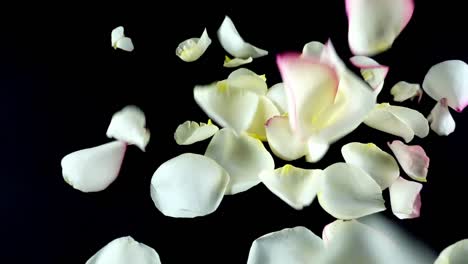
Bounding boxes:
[2,1,468,263]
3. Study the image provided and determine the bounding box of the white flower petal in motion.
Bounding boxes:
[205,128,274,195]
[174,120,219,145]
[61,141,127,193]
[150,153,229,218]
[176,28,212,62]
[86,236,161,264]
[350,56,389,93]
[265,116,307,161]
[302,41,325,57]
[428,98,456,136]
[390,81,423,102]
[388,140,429,182]
[227,68,268,95]
[389,177,422,219]
[247,96,280,141]
[435,239,468,264]
[111,26,134,52]
[259,164,323,210]
[223,55,253,68]
[266,83,288,114]
[106,105,150,151]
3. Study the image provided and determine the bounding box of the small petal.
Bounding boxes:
[302,41,325,58]
[341,142,399,189]
[176,28,212,62]
[435,239,468,264]
[350,56,389,92]
[174,120,219,145]
[150,153,229,218]
[61,141,127,193]
[223,55,253,68]
[306,137,330,163]
[259,164,323,210]
[423,60,468,112]
[86,236,161,264]
[389,177,422,219]
[428,98,456,136]
[111,26,134,52]
[106,105,150,151]
[217,16,268,59]
[318,163,385,219]
[247,96,280,141]
[347,0,414,55]
[390,81,423,102]
[388,140,429,182]
[266,83,287,114]
[247,226,324,264]
[364,103,429,143]
[227,68,268,95]
[265,116,307,161]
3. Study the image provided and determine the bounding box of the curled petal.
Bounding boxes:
[223,55,253,68]
[341,142,399,189]
[217,16,268,59]
[350,56,389,92]
[388,140,429,182]
[389,177,422,219]
[247,96,280,141]
[364,103,429,143]
[435,239,468,264]
[266,83,288,114]
[106,105,150,151]
[265,116,307,161]
[302,41,325,58]
[61,141,127,193]
[227,68,268,95]
[205,128,274,195]
[247,226,324,264]
[150,153,229,218]
[423,60,468,112]
[347,0,414,55]
[318,163,385,219]
[176,28,212,62]
[174,120,219,145]
[390,81,423,102]
[111,26,134,52]
[428,98,456,136]
[259,164,323,210]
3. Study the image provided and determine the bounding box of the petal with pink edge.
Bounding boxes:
[265,116,307,161]
[247,96,280,141]
[350,56,389,92]
[266,83,288,114]
[435,239,468,264]
[389,177,422,219]
[390,81,423,102]
[428,98,456,136]
[388,140,429,182]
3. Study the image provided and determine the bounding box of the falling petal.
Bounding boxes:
[227,68,268,95]
[350,56,389,92]
[302,41,325,58]
[259,164,323,210]
[86,236,161,264]
[389,177,422,219]
[435,239,468,264]
[306,137,330,163]
[111,26,134,52]
[61,141,127,193]
[265,116,307,161]
[388,140,429,182]
[174,120,219,145]
[427,98,456,136]
[423,60,468,112]
[247,96,280,141]
[217,16,268,59]
[205,128,274,194]
[246,226,324,264]
[318,163,385,219]
[266,83,287,114]
[390,81,423,102]
[176,28,212,62]
[106,105,150,151]
[223,55,253,68]
[150,153,229,218]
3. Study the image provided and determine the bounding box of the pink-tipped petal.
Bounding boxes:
[350,56,389,91]
[427,98,456,136]
[389,177,422,219]
[390,81,423,103]
[388,140,429,182]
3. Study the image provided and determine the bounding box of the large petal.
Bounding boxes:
[390,81,423,102]
[422,60,468,112]
[259,165,323,210]
[350,56,389,92]
[427,98,456,136]
[266,83,288,114]
[341,142,399,189]
[193,83,259,135]
[247,96,280,141]
[364,103,429,143]
[318,163,385,219]
[106,105,150,151]
[247,226,324,264]
[61,141,126,193]
[205,128,274,194]
[86,236,161,264]
[346,0,415,55]
[435,239,468,264]
[227,68,268,95]
[388,140,429,182]
[174,120,219,145]
[223,55,253,68]
[217,16,268,59]
[176,28,212,62]
[265,116,307,161]
[150,153,229,218]
[389,177,422,219]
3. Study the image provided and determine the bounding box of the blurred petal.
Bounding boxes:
[390,81,423,102]
[318,163,385,219]
[176,28,212,62]
[205,128,274,194]
[227,68,268,95]
[350,56,389,92]
[150,153,229,218]
[259,164,323,210]
[217,16,268,59]
[111,26,134,52]
[106,105,150,151]
[86,236,161,264]
[174,120,219,145]
[306,137,330,163]
[342,142,399,189]
[388,140,429,182]
[266,83,288,114]
[347,0,414,55]
[247,226,324,264]
[302,41,325,58]
[61,141,126,193]
[435,239,468,264]
[265,116,307,161]
[364,103,429,143]
[247,96,280,141]
[223,55,253,68]
[428,98,456,136]
[389,177,422,219]
[423,60,468,112]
